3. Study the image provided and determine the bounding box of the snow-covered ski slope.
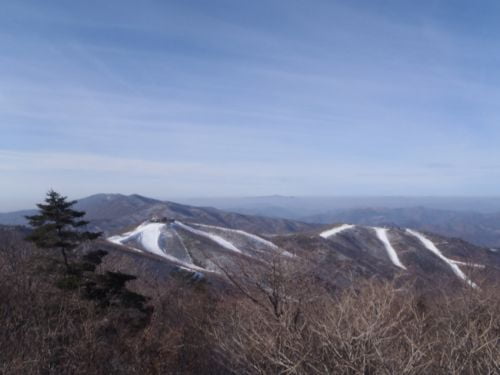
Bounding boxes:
[449,260,485,268]
[108,222,164,257]
[195,223,279,249]
[108,220,284,272]
[406,229,478,288]
[108,222,205,271]
[320,224,407,269]
[319,224,355,238]
[319,224,484,286]
[374,227,406,269]
[174,221,243,254]
[192,223,295,257]
[109,220,490,287]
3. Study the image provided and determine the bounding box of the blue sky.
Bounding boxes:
[1,0,500,210]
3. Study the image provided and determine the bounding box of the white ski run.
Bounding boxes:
[406,229,478,288]
[320,224,355,239]
[374,227,407,270]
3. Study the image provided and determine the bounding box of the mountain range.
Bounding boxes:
[2,193,500,291]
[0,193,318,235]
[173,196,500,247]
[103,218,500,289]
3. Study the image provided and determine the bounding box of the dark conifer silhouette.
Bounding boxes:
[26,190,101,271]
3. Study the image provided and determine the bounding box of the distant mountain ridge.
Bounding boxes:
[179,196,500,218]
[0,193,319,236]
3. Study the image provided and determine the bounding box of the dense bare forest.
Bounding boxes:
[1,229,499,375]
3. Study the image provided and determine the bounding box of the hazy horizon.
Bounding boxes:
[4,192,500,213]
[2,1,500,209]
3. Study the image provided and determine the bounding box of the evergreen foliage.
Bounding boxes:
[56,249,153,327]
[25,191,153,326]
[25,190,101,271]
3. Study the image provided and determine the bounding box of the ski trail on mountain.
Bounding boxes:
[406,229,478,288]
[374,227,406,270]
[108,222,152,247]
[320,224,355,239]
[139,223,166,257]
[174,221,243,254]
[109,222,166,257]
[450,260,485,268]
[171,227,195,264]
[195,223,296,257]
[195,223,279,249]
[108,222,206,272]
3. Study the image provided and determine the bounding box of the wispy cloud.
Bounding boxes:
[2,0,500,208]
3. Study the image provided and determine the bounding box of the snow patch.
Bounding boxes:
[139,223,166,257]
[195,223,279,249]
[193,223,295,257]
[108,221,151,247]
[107,222,206,272]
[320,224,355,239]
[450,260,485,269]
[174,221,243,254]
[406,229,478,288]
[373,227,406,270]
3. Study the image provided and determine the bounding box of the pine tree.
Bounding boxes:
[26,190,101,272]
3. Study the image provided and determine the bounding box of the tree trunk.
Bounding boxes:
[60,247,71,273]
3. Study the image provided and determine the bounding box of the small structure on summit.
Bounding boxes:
[150,215,175,224]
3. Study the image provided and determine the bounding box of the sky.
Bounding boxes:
[1,0,500,210]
